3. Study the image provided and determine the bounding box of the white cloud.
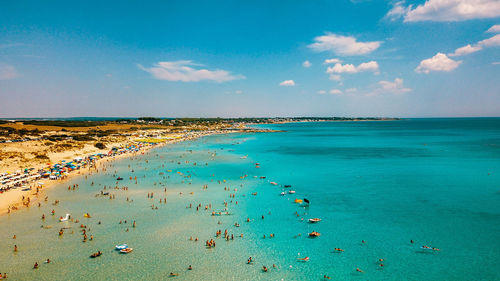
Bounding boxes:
[323,58,342,64]
[235,90,243,94]
[279,80,295,86]
[138,60,244,83]
[0,63,18,80]
[345,88,358,93]
[326,61,379,74]
[329,74,342,81]
[449,44,483,56]
[493,61,500,64]
[308,33,382,56]
[377,78,411,94]
[317,90,327,94]
[389,0,500,22]
[386,1,410,21]
[415,53,462,73]
[449,33,500,56]
[486,24,500,33]
[302,60,312,68]
[329,89,343,95]
[478,33,500,47]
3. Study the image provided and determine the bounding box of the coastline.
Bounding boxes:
[0,118,394,216]
[0,129,260,216]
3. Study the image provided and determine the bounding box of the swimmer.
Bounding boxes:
[188,265,192,270]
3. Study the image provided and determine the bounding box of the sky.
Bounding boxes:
[0,0,499,118]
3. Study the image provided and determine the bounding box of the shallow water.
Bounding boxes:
[1,118,499,280]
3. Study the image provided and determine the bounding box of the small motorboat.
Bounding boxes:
[270,182,278,186]
[59,213,70,222]
[309,231,321,237]
[259,176,266,179]
[280,192,286,196]
[284,185,292,188]
[90,251,102,258]
[420,245,440,251]
[294,199,303,203]
[120,248,133,254]
[116,177,123,180]
[115,244,128,250]
[308,218,321,223]
[288,190,296,194]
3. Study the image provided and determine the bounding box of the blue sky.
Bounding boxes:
[0,0,499,117]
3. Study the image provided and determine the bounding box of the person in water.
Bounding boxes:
[188,265,192,270]
[169,272,178,277]
[262,266,268,272]
[33,262,38,269]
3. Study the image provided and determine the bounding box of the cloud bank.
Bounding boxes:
[139,60,245,82]
[326,61,379,74]
[308,33,382,56]
[388,0,500,22]
[449,33,500,56]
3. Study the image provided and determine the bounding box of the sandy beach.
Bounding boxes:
[0,127,255,216]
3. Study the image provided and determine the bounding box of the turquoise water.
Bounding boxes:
[1,118,499,280]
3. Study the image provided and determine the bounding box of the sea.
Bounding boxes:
[0,118,499,281]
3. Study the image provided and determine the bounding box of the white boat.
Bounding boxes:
[280,192,286,196]
[308,218,321,223]
[120,248,133,254]
[115,244,128,250]
[288,190,296,194]
[59,213,70,222]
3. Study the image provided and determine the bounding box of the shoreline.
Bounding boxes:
[0,119,376,216]
[0,129,257,217]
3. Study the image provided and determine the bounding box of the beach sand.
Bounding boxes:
[0,129,245,216]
